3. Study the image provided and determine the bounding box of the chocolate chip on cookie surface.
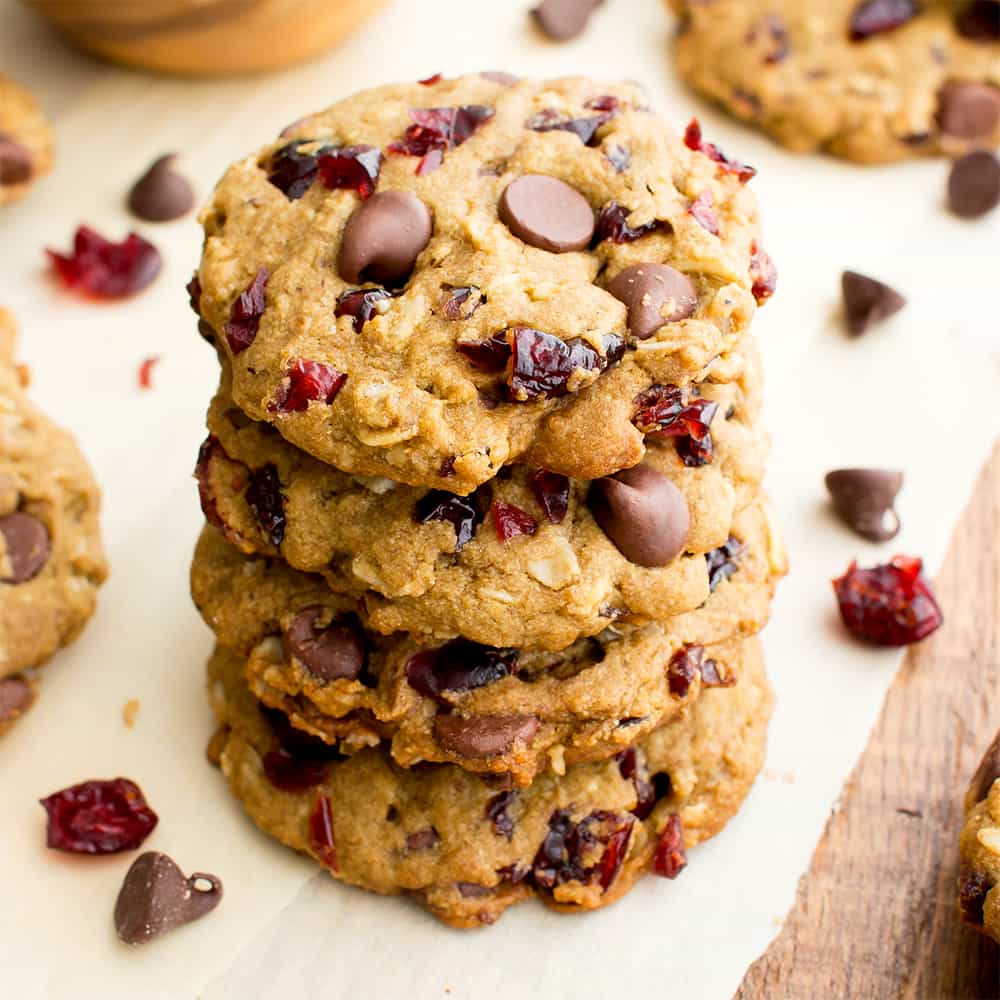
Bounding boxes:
[0,75,53,206]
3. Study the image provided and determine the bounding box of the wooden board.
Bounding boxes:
[736,443,1000,999]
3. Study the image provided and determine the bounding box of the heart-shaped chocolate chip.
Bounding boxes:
[948,150,1000,218]
[433,713,539,758]
[587,464,690,566]
[283,608,365,681]
[499,175,594,253]
[825,468,903,542]
[114,852,222,945]
[606,264,697,340]
[337,190,433,285]
[841,270,906,336]
[0,512,50,583]
[128,154,195,223]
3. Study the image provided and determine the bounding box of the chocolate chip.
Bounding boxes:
[840,270,906,336]
[0,675,35,727]
[127,154,195,223]
[433,713,539,758]
[956,1,1000,42]
[404,827,440,852]
[825,468,903,542]
[0,134,33,186]
[337,190,433,286]
[283,608,365,681]
[948,150,1000,218]
[587,464,691,567]
[937,81,1000,140]
[531,0,603,40]
[499,175,594,253]
[114,852,222,945]
[0,512,50,583]
[969,731,1000,804]
[606,264,698,340]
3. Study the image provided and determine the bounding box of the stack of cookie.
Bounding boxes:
[189,74,786,926]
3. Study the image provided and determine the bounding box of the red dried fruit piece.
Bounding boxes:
[688,190,720,235]
[388,105,495,174]
[683,118,757,184]
[317,145,382,199]
[137,356,160,390]
[486,790,517,840]
[40,778,158,855]
[617,747,657,820]
[47,226,162,299]
[194,436,227,534]
[532,808,634,891]
[667,645,704,697]
[224,267,270,354]
[586,95,621,114]
[749,241,778,303]
[267,140,329,200]
[653,814,688,878]
[309,793,338,870]
[492,500,538,542]
[833,555,943,646]
[335,287,393,332]
[261,750,329,792]
[700,655,736,688]
[849,0,919,40]
[261,705,344,761]
[706,535,745,592]
[594,200,666,244]
[525,99,618,147]
[529,469,570,524]
[414,485,491,550]
[419,73,443,86]
[406,638,518,702]
[442,285,485,320]
[632,384,719,467]
[959,863,992,925]
[456,331,512,372]
[245,464,286,546]
[270,360,346,413]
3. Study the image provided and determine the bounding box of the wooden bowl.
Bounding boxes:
[23,0,389,76]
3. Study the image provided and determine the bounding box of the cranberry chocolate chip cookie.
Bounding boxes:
[207,634,773,928]
[195,342,767,650]
[669,0,1000,163]
[959,729,1000,940]
[0,310,108,735]
[192,74,772,493]
[0,75,54,206]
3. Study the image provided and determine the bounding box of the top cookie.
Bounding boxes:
[193,74,773,493]
[670,0,1000,163]
[0,75,54,205]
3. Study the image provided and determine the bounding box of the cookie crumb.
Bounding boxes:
[123,698,140,728]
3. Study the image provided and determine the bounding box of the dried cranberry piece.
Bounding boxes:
[531,809,634,891]
[594,201,666,244]
[956,1,1000,41]
[632,384,719,467]
[683,118,757,184]
[750,240,778,303]
[833,555,943,646]
[414,485,491,551]
[224,267,270,354]
[706,536,745,592]
[652,814,688,878]
[419,73,443,86]
[335,287,393,332]
[586,95,621,114]
[688,190,720,235]
[388,105,495,174]
[456,331,512,372]
[47,226,162,299]
[617,747,657,820]
[492,500,538,542]
[959,863,992,924]
[508,328,624,400]
[261,750,329,792]
[186,273,202,316]
[261,705,344,761]
[245,464,286,546]
[849,0,919,40]
[700,655,736,688]
[667,646,704,697]
[486,790,517,840]
[525,102,617,147]
[270,360,347,413]
[309,793,338,870]
[406,638,518,702]
[317,145,382,199]
[442,285,485,320]
[40,778,158,855]
[194,436,227,533]
[529,469,570,524]
[137,356,159,390]
[267,140,327,199]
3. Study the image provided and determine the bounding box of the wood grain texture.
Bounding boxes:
[737,443,1000,1000]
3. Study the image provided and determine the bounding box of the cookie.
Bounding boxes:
[959,729,1000,940]
[0,310,108,731]
[196,341,767,650]
[0,75,54,205]
[669,0,1000,164]
[192,74,774,493]
[208,634,772,927]
[190,498,783,784]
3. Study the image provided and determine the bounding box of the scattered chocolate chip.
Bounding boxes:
[499,175,594,253]
[415,486,491,551]
[406,639,518,701]
[607,264,698,340]
[0,674,35,727]
[587,464,690,567]
[959,863,992,925]
[433,713,539,758]
[0,512,50,583]
[531,0,603,40]
[705,536,744,592]
[283,608,365,681]
[405,827,440,852]
[0,134,33,185]
[937,81,1000,140]
[841,270,906,336]
[245,465,285,546]
[127,154,195,223]
[848,0,919,39]
[948,150,1000,218]
[955,1,1000,41]
[825,468,903,542]
[969,730,1000,804]
[337,190,433,286]
[486,790,517,840]
[115,852,222,945]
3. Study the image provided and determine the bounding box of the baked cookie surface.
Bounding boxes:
[208,634,773,927]
[0,75,54,205]
[670,0,1000,163]
[959,729,1000,940]
[193,74,773,493]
